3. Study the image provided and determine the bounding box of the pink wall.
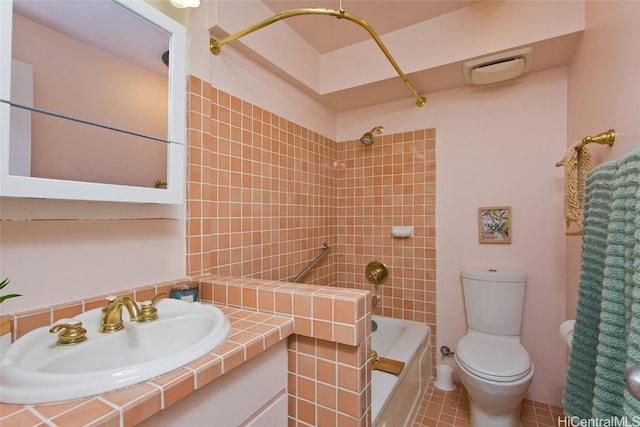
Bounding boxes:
[565,0,640,318]
[0,219,185,312]
[188,2,337,139]
[340,68,569,405]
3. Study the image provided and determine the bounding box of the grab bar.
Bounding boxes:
[291,243,330,283]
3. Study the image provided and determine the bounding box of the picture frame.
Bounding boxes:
[478,206,512,244]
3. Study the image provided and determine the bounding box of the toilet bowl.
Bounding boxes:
[455,269,533,427]
[455,332,534,427]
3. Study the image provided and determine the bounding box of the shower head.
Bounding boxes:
[360,125,384,146]
[360,133,374,146]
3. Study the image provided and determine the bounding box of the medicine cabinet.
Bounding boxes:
[0,0,186,204]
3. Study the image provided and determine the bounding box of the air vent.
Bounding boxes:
[462,47,534,85]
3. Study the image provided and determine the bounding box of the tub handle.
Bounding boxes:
[366,261,388,285]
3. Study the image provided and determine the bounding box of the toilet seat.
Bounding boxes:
[456,334,532,382]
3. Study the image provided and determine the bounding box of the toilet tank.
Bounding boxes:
[461,269,526,336]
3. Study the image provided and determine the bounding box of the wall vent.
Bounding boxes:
[462,47,534,85]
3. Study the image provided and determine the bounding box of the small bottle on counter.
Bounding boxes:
[170,282,199,302]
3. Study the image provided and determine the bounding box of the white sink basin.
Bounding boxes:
[0,298,231,404]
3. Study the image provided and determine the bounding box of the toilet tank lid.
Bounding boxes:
[461,269,526,282]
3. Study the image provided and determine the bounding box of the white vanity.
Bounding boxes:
[139,340,288,426]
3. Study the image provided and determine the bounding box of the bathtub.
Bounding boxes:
[371,315,431,427]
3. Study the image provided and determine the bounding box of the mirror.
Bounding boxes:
[0,0,186,204]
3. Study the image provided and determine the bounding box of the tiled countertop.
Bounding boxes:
[0,306,294,426]
[0,274,371,426]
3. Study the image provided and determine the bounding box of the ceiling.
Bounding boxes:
[233,0,583,111]
[261,0,476,54]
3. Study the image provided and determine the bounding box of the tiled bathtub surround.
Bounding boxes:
[336,132,437,369]
[186,75,437,376]
[0,276,372,426]
[201,275,369,345]
[186,76,337,285]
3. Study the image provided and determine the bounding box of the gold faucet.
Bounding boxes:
[99,295,141,333]
[372,294,381,310]
[137,292,167,323]
[50,319,88,346]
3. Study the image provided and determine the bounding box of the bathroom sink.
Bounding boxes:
[0,298,231,404]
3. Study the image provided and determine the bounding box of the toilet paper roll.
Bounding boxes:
[434,364,456,391]
[559,319,576,349]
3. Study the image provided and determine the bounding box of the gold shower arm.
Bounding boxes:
[209,7,427,108]
[555,129,616,167]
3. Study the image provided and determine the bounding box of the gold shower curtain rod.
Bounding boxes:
[209,6,427,108]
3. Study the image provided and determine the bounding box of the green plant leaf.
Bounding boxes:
[0,293,21,304]
[0,277,21,303]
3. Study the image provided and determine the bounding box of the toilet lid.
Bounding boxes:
[456,334,532,382]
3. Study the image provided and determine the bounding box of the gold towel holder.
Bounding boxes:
[555,129,616,167]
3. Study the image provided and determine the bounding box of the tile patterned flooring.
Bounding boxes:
[412,382,564,427]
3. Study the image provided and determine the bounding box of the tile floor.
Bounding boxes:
[412,382,564,427]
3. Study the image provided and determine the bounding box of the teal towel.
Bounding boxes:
[563,163,615,418]
[563,146,640,420]
[618,153,640,419]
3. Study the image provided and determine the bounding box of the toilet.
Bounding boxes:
[454,269,534,427]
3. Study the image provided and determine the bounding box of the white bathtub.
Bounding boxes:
[371,315,431,427]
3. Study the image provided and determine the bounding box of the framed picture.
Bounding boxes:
[478,206,511,244]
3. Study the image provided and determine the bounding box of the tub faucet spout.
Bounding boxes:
[99,295,141,333]
[372,294,381,310]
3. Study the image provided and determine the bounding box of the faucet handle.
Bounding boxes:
[50,319,88,346]
[149,292,168,306]
[138,292,167,323]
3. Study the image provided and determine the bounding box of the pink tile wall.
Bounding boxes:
[335,133,437,370]
[186,76,437,424]
[186,77,337,285]
[199,275,372,426]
